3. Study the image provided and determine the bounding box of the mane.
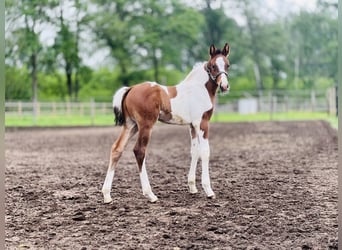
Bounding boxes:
[180,61,208,84]
[193,61,206,69]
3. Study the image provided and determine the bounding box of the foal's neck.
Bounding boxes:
[205,80,219,100]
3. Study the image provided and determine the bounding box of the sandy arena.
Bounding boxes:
[5,121,338,249]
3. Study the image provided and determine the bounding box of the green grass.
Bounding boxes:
[213,112,338,129]
[5,112,338,129]
[5,114,114,127]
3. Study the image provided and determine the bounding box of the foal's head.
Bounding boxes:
[206,43,230,92]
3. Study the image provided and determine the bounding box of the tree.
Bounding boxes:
[289,10,338,88]
[91,0,137,86]
[260,21,288,89]
[200,0,245,79]
[5,0,58,102]
[52,0,88,101]
[91,0,204,85]
[133,0,204,82]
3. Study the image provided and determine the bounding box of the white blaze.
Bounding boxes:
[215,57,229,90]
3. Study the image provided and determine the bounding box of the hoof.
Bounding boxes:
[189,186,198,194]
[207,193,216,199]
[144,192,158,203]
[149,196,158,203]
[188,181,198,194]
[203,184,215,198]
[103,197,113,204]
[102,188,112,204]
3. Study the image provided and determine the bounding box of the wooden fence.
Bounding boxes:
[5,88,337,122]
[215,88,337,115]
[5,100,113,117]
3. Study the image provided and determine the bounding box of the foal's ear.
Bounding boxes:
[209,44,217,57]
[222,43,230,57]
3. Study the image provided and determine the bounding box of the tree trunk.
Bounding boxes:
[241,0,264,91]
[253,63,262,91]
[74,0,80,102]
[65,62,73,98]
[294,55,300,89]
[74,71,79,102]
[120,64,129,86]
[152,48,160,83]
[30,53,38,102]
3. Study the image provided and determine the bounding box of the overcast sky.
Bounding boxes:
[37,0,318,69]
[192,0,318,25]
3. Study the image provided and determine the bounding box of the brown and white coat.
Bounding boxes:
[102,44,230,203]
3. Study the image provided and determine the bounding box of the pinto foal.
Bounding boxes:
[102,43,231,203]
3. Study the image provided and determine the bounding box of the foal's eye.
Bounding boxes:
[212,65,217,70]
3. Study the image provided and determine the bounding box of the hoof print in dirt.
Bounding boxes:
[72,212,86,221]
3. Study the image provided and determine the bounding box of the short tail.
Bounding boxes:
[112,87,130,126]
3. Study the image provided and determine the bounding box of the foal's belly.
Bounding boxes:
[158,111,190,125]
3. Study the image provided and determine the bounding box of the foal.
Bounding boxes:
[102,43,231,203]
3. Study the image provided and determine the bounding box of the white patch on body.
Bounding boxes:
[113,87,129,109]
[149,81,169,95]
[159,85,169,95]
[169,62,212,124]
[148,81,158,87]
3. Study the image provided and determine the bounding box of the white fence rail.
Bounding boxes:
[215,88,337,115]
[5,88,337,123]
[5,100,113,117]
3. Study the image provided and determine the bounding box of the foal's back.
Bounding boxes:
[124,82,174,126]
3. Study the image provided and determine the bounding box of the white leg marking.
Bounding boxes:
[188,136,199,194]
[199,131,215,198]
[140,159,158,202]
[101,123,137,203]
[102,161,115,203]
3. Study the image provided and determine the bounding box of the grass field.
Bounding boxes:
[212,112,338,128]
[5,112,338,129]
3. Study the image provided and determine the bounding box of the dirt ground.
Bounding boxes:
[5,121,338,249]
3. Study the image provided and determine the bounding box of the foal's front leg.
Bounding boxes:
[188,125,199,193]
[198,131,215,198]
[188,122,215,198]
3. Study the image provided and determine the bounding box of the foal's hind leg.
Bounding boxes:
[133,126,158,202]
[102,122,137,203]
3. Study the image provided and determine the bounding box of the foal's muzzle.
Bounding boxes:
[216,72,230,93]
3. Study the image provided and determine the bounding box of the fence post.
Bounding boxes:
[327,87,336,115]
[285,95,289,113]
[32,101,38,125]
[18,101,22,117]
[269,91,273,121]
[67,101,71,115]
[80,103,84,116]
[311,90,316,112]
[102,103,106,115]
[52,102,56,115]
[90,98,95,125]
[258,90,263,113]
